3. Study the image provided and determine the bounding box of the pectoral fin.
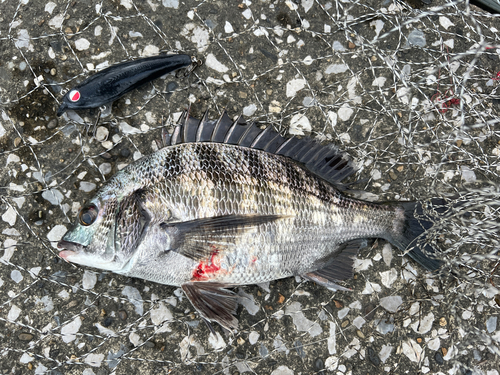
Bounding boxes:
[161,214,289,261]
[182,282,238,330]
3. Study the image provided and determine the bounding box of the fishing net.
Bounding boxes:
[0,0,499,373]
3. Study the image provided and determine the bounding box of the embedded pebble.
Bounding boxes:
[75,38,90,51]
[205,53,229,73]
[129,332,142,347]
[122,286,143,315]
[84,353,105,367]
[150,301,173,326]
[163,0,179,8]
[286,79,306,97]
[380,269,398,288]
[380,296,403,313]
[11,270,23,283]
[411,312,434,334]
[82,270,97,290]
[80,182,97,192]
[95,126,109,142]
[8,305,21,322]
[325,63,349,74]
[328,321,336,354]
[237,289,260,316]
[47,118,58,129]
[353,316,366,329]
[47,225,67,249]
[285,302,322,337]
[243,104,257,116]
[379,345,393,363]
[208,332,226,350]
[338,104,354,121]
[2,207,16,226]
[61,316,82,343]
[99,163,112,175]
[19,333,34,341]
[20,353,34,363]
[224,21,234,33]
[402,339,423,362]
[247,331,260,346]
[289,114,311,135]
[42,188,64,205]
[486,316,497,333]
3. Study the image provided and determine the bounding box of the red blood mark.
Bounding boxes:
[192,250,221,280]
[69,90,80,102]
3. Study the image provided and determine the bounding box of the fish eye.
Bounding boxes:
[79,204,98,226]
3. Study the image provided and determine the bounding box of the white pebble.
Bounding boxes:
[11,270,23,283]
[325,63,349,74]
[402,339,423,362]
[61,317,82,343]
[439,16,454,30]
[20,353,34,363]
[122,286,143,315]
[2,207,16,226]
[338,104,354,121]
[129,332,143,347]
[289,114,311,135]
[8,305,21,322]
[243,104,257,117]
[411,312,434,334]
[47,225,67,249]
[82,270,97,290]
[380,296,403,313]
[84,353,105,367]
[208,332,226,350]
[42,188,64,205]
[75,38,90,51]
[99,163,112,175]
[224,21,234,33]
[286,78,306,97]
[249,331,260,345]
[80,181,96,192]
[205,53,229,73]
[162,0,179,8]
[95,126,109,142]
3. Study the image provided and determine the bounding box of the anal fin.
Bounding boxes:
[182,282,238,330]
[302,239,370,291]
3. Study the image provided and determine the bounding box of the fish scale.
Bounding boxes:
[58,109,444,331]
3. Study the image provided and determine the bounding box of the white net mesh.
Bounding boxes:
[0,0,499,374]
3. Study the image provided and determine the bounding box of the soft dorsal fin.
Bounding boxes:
[162,108,356,186]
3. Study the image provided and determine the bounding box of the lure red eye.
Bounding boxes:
[69,90,80,102]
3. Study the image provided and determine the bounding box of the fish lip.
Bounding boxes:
[57,240,84,253]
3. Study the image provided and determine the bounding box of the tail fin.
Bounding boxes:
[389,199,449,271]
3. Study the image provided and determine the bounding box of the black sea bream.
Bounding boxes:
[58,110,442,330]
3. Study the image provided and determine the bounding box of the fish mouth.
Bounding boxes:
[57,240,84,260]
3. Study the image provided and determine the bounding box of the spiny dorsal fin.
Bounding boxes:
[165,107,356,186]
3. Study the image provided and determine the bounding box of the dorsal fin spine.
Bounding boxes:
[250,126,270,148]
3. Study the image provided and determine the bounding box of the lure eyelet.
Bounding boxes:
[79,204,98,226]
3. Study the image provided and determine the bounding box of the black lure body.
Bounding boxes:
[57,54,192,116]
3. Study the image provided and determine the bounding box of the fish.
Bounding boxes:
[58,109,444,330]
[57,54,193,116]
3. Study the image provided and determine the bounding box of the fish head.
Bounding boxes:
[58,190,148,272]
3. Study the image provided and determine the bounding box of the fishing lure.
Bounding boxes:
[57,54,194,116]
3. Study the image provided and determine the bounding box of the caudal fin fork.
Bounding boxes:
[390,199,451,271]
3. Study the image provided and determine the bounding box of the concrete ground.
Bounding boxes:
[0,0,499,374]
